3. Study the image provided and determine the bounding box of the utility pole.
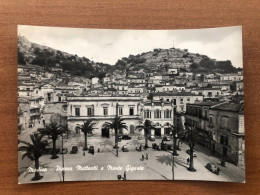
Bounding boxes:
[116,102,119,157]
[62,133,65,182]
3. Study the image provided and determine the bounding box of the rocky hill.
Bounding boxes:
[18,36,112,78]
[114,47,239,74]
[18,36,239,78]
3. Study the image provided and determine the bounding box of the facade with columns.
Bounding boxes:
[67,95,142,137]
[142,100,174,136]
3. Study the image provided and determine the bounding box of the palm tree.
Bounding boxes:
[38,121,65,159]
[104,116,128,157]
[178,125,205,172]
[77,119,96,150]
[136,119,156,149]
[18,133,48,181]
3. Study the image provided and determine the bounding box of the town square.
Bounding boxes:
[18,26,245,183]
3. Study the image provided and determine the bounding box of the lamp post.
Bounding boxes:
[61,132,65,182]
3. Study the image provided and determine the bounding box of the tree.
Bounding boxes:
[18,133,48,181]
[104,116,128,157]
[77,119,97,150]
[18,50,26,65]
[38,121,65,159]
[178,125,205,172]
[136,119,156,149]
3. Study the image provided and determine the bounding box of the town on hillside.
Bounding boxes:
[18,36,245,183]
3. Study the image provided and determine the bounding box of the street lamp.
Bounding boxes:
[61,132,65,182]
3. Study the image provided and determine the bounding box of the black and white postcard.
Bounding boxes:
[18,25,245,183]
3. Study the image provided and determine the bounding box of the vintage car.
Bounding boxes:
[148,135,155,141]
[122,135,131,140]
[122,145,129,152]
[70,146,78,154]
[152,143,160,150]
[88,146,94,154]
[60,148,68,154]
[206,163,220,175]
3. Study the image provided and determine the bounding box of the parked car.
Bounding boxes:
[122,145,129,152]
[167,144,173,150]
[206,163,220,175]
[148,135,155,141]
[161,142,168,151]
[186,149,197,157]
[122,135,131,140]
[163,136,171,141]
[60,148,68,154]
[88,146,94,154]
[152,143,160,150]
[137,135,142,140]
[70,146,78,154]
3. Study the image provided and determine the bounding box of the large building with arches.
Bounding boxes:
[67,95,142,137]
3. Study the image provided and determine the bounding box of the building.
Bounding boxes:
[208,102,245,167]
[142,100,174,136]
[191,88,221,99]
[67,96,142,137]
[151,92,203,113]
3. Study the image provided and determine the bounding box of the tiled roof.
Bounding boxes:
[151,92,200,96]
[212,102,243,112]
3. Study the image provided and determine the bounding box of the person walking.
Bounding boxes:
[187,157,190,165]
[142,154,144,161]
[124,171,126,180]
[146,153,148,160]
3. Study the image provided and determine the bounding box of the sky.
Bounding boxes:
[18,25,243,68]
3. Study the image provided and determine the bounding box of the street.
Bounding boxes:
[18,134,245,183]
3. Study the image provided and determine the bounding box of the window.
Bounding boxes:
[221,117,228,129]
[187,98,190,101]
[87,107,93,116]
[47,93,51,101]
[118,107,123,116]
[129,107,134,116]
[208,92,212,97]
[164,109,171,118]
[103,107,108,116]
[58,97,61,102]
[144,110,151,118]
[75,108,80,116]
[181,107,184,112]
[205,109,208,119]
[209,116,213,124]
[173,99,176,105]
[154,110,161,118]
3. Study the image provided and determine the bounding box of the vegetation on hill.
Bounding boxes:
[18,35,240,77]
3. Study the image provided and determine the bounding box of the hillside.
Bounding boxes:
[114,47,239,74]
[18,36,239,78]
[18,36,112,78]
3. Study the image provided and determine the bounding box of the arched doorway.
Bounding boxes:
[101,124,110,138]
[130,125,135,134]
